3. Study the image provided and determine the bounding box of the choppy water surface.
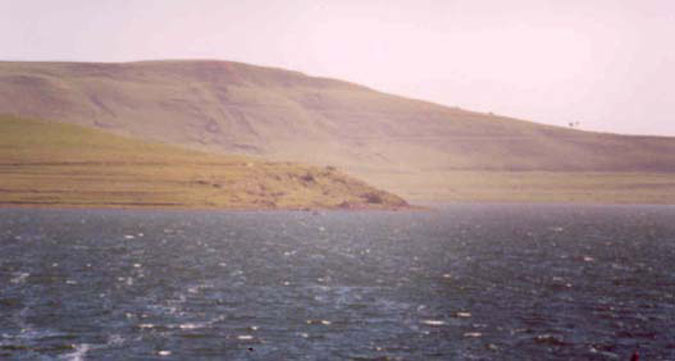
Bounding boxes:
[1,205,674,360]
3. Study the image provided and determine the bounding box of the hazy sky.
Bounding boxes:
[2,0,674,135]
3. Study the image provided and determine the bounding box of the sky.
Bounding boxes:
[1,0,674,136]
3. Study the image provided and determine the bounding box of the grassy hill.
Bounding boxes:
[2,60,675,203]
[0,115,408,209]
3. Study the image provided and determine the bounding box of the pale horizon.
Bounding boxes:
[2,0,674,136]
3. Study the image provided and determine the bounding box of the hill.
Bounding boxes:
[0,115,408,209]
[2,60,675,203]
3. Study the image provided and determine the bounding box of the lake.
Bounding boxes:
[1,205,674,360]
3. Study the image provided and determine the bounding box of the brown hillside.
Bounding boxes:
[2,60,675,202]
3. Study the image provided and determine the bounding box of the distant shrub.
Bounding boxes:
[300,172,315,182]
[362,192,383,204]
[338,201,352,209]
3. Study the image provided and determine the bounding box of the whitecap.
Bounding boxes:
[107,334,125,345]
[463,332,482,338]
[421,320,445,326]
[10,272,30,284]
[179,323,203,330]
[60,343,89,361]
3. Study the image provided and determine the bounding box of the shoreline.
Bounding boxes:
[2,199,674,213]
[0,201,422,213]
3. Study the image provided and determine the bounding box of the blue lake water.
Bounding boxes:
[1,204,674,360]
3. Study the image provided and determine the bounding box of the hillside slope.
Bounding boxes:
[2,60,675,203]
[0,115,408,209]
